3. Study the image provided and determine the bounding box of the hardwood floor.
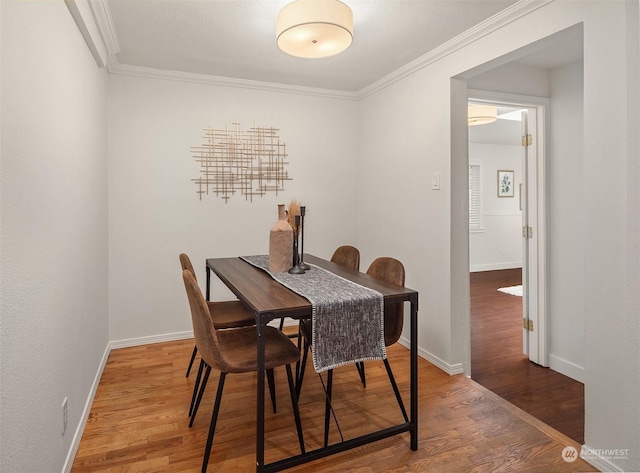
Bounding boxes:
[72,332,596,472]
[470,269,585,444]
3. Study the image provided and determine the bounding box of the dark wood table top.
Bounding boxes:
[207,254,417,322]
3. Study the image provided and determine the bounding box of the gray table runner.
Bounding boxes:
[241,255,386,373]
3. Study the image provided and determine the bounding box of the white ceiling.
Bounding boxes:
[103,0,519,92]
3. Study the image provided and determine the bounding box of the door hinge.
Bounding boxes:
[521,134,532,146]
[523,318,534,331]
[522,226,533,238]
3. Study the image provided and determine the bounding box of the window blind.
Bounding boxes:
[469,164,482,230]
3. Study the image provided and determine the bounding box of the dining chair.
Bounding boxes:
[182,269,305,473]
[329,245,360,271]
[179,254,278,420]
[180,253,255,376]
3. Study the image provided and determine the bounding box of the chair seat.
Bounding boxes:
[207,300,255,329]
[218,326,301,373]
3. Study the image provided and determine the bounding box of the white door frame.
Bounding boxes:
[468,89,549,367]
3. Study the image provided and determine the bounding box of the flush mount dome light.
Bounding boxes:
[468,104,498,126]
[277,0,353,59]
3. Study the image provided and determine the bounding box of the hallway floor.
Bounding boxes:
[470,269,585,444]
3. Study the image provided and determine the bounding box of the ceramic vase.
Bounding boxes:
[269,204,293,272]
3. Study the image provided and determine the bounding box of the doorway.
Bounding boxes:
[467,93,548,365]
[450,22,586,446]
[466,95,585,444]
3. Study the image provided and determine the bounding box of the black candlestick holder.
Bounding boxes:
[298,206,310,270]
[288,215,306,274]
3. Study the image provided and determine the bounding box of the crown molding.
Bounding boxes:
[356,0,555,99]
[108,62,360,100]
[89,0,120,55]
[64,0,108,68]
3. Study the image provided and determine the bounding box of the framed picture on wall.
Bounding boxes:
[497,170,514,198]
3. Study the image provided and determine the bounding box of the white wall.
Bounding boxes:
[624,2,640,467]
[359,1,639,471]
[469,141,523,272]
[548,60,585,382]
[0,2,109,473]
[358,70,456,370]
[108,75,359,343]
[466,62,551,97]
[578,2,639,468]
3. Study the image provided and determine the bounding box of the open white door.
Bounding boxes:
[521,110,533,358]
[521,107,548,366]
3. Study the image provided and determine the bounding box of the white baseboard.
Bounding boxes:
[580,444,628,472]
[397,337,464,375]
[109,330,194,349]
[110,321,290,352]
[470,262,522,272]
[62,343,110,473]
[549,354,585,384]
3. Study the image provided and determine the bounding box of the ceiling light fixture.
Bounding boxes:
[497,109,526,122]
[276,0,353,59]
[468,104,498,126]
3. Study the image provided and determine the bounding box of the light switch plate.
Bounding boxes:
[432,172,441,190]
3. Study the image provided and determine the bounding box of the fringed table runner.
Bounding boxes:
[241,255,386,373]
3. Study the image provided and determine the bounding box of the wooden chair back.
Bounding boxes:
[366,257,405,347]
[330,245,360,271]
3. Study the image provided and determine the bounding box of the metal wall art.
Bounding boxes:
[190,121,291,202]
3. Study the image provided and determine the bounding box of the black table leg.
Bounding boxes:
[410,294,419,451]
[256,318,266,472]
[206,265,211,301]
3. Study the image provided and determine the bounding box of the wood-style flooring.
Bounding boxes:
[470,269,585,444]
[71,331,596,472]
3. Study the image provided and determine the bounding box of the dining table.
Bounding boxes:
[206,254,419,472]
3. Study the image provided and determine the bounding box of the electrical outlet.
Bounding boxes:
[62,397,68,435]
